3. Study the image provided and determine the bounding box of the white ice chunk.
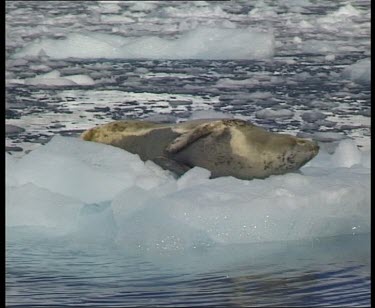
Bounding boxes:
[255,108,294,119]
[25,77,78,86]
[6,136,371,250]
[14,27,275,60]
[63,74,96,85]
[249,6,277,18]
[129,2,156,12]
[298,131,348,143]
[113,167,370,247]
[331,139,362,168]
[69,202,117,242]
[38,70,61,78]
[188,109,234,120]
[6,183,82,233]
[342,58,371,85]
[9,136,170,203]
[247,91,273,100]
[96,2,121,13]
[29,64,52,72]
[293,36,302,44]
[6,79,25,85]
[7,59,28,67]
[101,15,135,24]
[328,4,361,18]
[177,167,211,190]
[215,78,260,88]
[317,4,362,26]
[23,70,95,86]
[6,154,20,187]
[325,54,335,61]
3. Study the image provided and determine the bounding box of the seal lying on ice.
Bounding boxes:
[81,119,319,180]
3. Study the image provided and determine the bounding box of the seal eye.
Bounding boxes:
[296,139,307,146]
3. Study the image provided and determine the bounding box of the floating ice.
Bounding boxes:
[162,4,228,19]
[342,58,371,85]
[325,54,336,61]
[177,167,211,190]
[37,70,64,79]
[63,74,95,85]
[6,135,370,250]
[29,64,52,72]
[293,36,303,44]
[101,15,135,24]
[304,139,369,170]
[143,114,178,123]
[247,91,273,100]
[96,2,121,14]
[301,111,327,123]
[330,139,362,168]
[7,136,174,203]
[321,4,361,21]
[6,183,82,233]
[298,131,348,142]
[255,108,294,120]
[301,40,338,54]
[334,4,361,17]
[6,153,19,187]
[25,77,77,87]
[216,78,259,89]
[6,124,25,135]
[248,6,278,18]
[188,109,235,120]
[7,58,28,67]
[21,70,95,87]
[13,27,275,60]
[308,100,339,109]
[129,1,156,12]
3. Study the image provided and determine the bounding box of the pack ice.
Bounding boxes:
[6,136,370,250]
[13,27,274,60]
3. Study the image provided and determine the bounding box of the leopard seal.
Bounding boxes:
[81,119,319,180]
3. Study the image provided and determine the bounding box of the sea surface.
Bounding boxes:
[6,230,371,307]
[6,1,371,307]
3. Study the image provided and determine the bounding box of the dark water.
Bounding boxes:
[6,231,371,307]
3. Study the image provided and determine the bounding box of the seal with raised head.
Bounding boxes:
[81,119,319,180]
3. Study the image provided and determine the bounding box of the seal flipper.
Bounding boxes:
[152,156,191,177]
[166,121,224,153]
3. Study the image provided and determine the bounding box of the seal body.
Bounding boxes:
[81,119,319,180]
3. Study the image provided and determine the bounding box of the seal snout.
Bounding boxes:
[312,142,320,156]
[296,138,319,158]
[306,140,319,157]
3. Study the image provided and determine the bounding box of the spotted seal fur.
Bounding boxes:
[81,119,319,180]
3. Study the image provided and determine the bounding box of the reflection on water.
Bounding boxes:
[6,230,370,306]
